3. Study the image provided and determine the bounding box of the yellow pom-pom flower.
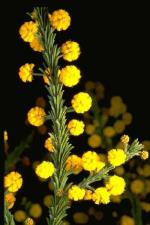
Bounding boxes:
[68,185,85,201]
[30,36,43,52]
[19,21,38,43]
[35,161,55,179]
[85,124,95,135]
[50,9,71,31]
[120,215,135,225]
[71,92,92,113]
[73,212,89,224]
[108,149,126,166]
[103,126,116,138]
[24,218,34,225]
[122,112,133,125]
[88,134,102,148]
[19,63,35,83]
[4,172,23,193]
[84,190,93,200]
[5,193,16,209]
[29,203,42,218]
[113,120,125,134]
[92,187,110,204]
[140,150,149,160]
[14,210,26,222]
[130,179,144,194]
[44,137,54,152]
[106,175,126,196]
[59,65,81,87]
[66,155,83,174]
[61,41,80,62]
[27,106,45,127]
[67,119,85,136]
[82,151,105,172]
[121,134,130,144]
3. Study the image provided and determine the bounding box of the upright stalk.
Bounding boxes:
[33,7,73,225]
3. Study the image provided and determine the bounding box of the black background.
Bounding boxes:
[2,1,150,224]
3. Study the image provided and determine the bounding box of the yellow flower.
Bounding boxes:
[84,190,93,200]
[103,126,116,138]
[114,166,125,176]
[30,36,43,52]
[130,179,144,194]
[68,185,85,201]
[140,150,149,160]
[120,215,135,225]
[14,210,26,222]
[19,63,35,83]
[113,120,125,134]
[110,96,122,105]
[61,41,80,62]
[29,203,42,218]
[73,212,89,224]
[43,195,53,207]
[85,124,95,135]
[121,134,130,144]
[88,134,102,148]
[24,218,34,225]
[27,106,46,127]
[44,137,54,152]
[71,92,92,113]
[142,164,150,177]
[35,161,55,179]
[92,187,110,204]
[106,175,126,196]
[122,112,133,125]
[49,9,71,31]
[141,202,150,212]
[108,149,126,166]
[5,193,16,209]
[66,155,83,174]
[82,151,104,172]
[59,65,81,87]
[19,21,38,42]
[68,119,85,136]
[4,172,23,193]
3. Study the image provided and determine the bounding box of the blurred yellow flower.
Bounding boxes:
[130,179,144,194]
[73,212,89,224]
[14,210,26,222]
[29,203,42,218]
[88,134,102,148]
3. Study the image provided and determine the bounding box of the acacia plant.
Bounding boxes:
[4,7,148,225]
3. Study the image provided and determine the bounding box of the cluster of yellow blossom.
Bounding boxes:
[107,149,126,167]
[44,137,54,152]
[4,172,23,192]
[19,63,35,82]
[66,155,83,174]
[68,175,126,205]
[67,119,85,136]
[27,106,46,127]
[35,161,55,179]
[5,193,16,209]
[71,92,92,113]
[82,151,105,172]
[61,41,80,62]
[88,134,102,148]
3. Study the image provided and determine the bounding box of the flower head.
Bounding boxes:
[71,92,92,113]
[106,175,126,196]
[68,185,85,201]
[30,36,43,52]
[35,161,55,179]
[4,171,23,193]
[92,187,110,204]
[59,65,81,87]
[108,149,126,166]
[29,203,42,218]
[130,179,144,194]
[19,63,35,82]
[49,9,71,31]
[5,193,16,209]
[121,134,130,144]
[19,21,38,42]
[88,134,102,148]
[68,119,85,136]
[27,107,45,127]
[66,155,83,174]
[61,41,80,62]
[14,210,27,222]
[44,137,54,152]
[140,150,149,160]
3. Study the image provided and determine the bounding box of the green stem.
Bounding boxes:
[33,7,73,225]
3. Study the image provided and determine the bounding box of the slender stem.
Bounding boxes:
[33,7,73,225]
